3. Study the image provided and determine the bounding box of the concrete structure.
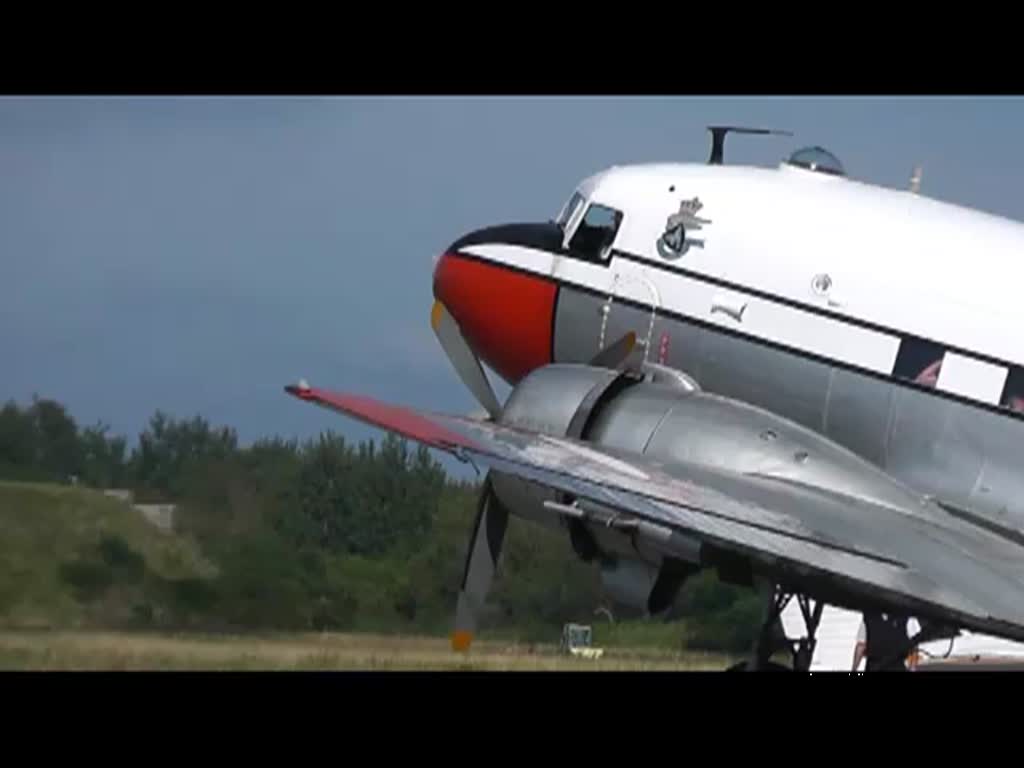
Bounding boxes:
[102,489,176,533]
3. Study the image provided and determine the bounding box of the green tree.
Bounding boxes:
[80,422,128,488]
[0,400,41,481]
[30,397,83,481]
[130,411,237,500]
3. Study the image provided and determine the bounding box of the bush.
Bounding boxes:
[685,595,763,653]
[59,561,114,603]
[97,535,146,584]
[169,578,219,614]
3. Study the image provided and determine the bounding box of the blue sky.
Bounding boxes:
[3,96,1024,460]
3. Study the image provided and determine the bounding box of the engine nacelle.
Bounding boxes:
[488,361,929,606]
[496,362,927,517]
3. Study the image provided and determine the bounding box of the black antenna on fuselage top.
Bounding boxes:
[707,126,794,165]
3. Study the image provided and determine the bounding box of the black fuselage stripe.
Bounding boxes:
[450,248,1024,423]
[611,249,1021,372]
[452,225,1021,372]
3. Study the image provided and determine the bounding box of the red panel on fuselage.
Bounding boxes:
[433,252,555,384]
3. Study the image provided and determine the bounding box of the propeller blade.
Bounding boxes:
[451,473,509,652]
[431,300,502,421]
[589,330,637,370]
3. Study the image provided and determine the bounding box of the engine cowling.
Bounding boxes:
[488,361,927,608]
[496,362,926,518]
[490,363,708,573]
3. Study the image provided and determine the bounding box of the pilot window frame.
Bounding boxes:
[556,191,586,232]
[563,201,623,266]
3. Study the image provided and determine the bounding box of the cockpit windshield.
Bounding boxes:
[556,191,585,231]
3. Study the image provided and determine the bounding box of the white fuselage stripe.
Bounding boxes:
[459,243,1012,409]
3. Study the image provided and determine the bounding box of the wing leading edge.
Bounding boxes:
[285,382,1024,644]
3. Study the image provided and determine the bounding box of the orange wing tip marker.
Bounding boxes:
[451,631,473,652]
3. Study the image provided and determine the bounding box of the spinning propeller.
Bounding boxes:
[429,298,638,651]
[430,301,503,421]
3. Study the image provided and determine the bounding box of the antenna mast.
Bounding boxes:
[910,165,923,194]
[707,125,793,165]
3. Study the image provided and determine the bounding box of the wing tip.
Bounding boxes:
[283,380,481,454]
[284,379,313,400]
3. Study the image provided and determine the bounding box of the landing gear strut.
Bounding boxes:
[789,594,824,671]
[725,582,960,672]
[727,585,823,672]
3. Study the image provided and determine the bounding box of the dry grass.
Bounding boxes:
[0,630,735,671]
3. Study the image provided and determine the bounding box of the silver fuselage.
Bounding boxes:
[551,284,1024,534]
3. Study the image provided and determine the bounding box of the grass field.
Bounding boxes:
[0,630,736,671]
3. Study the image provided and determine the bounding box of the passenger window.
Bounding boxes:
[893,338,946,389]
[1000,366,1024,413]
[568,204,622,265]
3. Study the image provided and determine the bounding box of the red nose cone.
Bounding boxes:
[433,252,556,384]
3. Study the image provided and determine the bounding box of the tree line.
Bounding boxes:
[0,395,762,651]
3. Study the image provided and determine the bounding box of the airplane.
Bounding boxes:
[285,125,1024,672]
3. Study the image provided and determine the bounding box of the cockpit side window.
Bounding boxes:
[567,203,623,265]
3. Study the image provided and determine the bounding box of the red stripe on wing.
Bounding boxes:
[285,385,479,452]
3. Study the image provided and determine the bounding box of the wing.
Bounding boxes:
[285,382,1024,643]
